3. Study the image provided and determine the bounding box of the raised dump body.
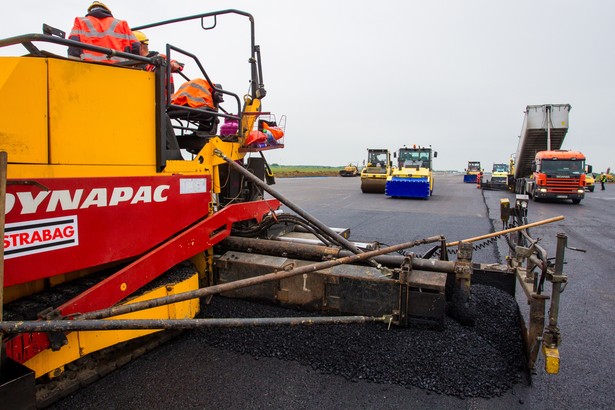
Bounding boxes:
[514,104,570,179]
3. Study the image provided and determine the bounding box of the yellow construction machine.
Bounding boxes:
[360,149,392,193]
[480,163,511,191]
[339,163,360,177]
[464,161,482,183]
[385,145,436,199]
[584,164,595,192]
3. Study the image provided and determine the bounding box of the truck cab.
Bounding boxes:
[528,150,586,203]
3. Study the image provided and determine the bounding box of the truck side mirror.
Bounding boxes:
[393,152,397,158]
[587,165,593,173]
[434,151,438,158]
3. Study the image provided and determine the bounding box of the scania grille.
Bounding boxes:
[546,177,580,192]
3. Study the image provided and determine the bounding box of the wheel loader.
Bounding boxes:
[0,9,571,409]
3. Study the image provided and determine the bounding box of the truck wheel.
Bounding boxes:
[572,199,581,204]
[589,186,595,192]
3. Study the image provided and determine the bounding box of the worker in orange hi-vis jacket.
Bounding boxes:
[68,1,140,63]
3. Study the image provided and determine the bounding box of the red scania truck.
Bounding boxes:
[512,104,586,204]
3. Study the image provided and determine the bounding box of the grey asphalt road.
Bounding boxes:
[50,173,614,410]
[482,176,615,410]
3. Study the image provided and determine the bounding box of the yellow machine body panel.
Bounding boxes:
[0,57,49,164]
[1,55,251,182]
[48,59,156,166]
[1,58,156,169]
[388,167,435,191]
[24,273,200,378]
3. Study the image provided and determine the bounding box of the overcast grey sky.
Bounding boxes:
[2,1,613,172]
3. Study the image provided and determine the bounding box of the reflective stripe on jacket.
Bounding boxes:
[68,15,139,63]
[171,79,215,109]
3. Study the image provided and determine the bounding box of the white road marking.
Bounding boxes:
[589,196,615,200]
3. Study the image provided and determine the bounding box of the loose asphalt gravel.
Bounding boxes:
[189,284,525,399]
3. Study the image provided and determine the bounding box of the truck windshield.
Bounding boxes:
[540,159,585,175]
[468,162,480,172]
[399,150,431,168]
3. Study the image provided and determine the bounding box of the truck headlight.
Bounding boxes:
[540,188,547,193]
[577,189,584,194]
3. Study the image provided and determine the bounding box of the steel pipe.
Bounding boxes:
[221,236,457,273]
[0,315,386,334]
[446,215,564,247]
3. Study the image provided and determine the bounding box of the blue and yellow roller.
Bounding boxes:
[463,161,481,183]
[385,145,437,199]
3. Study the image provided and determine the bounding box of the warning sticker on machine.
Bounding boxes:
[3,216,79,260]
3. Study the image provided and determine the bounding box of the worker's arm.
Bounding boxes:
[170,60,184,73]
[67,17,84,58]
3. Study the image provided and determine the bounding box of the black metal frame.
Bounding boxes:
[132,10,266,169]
